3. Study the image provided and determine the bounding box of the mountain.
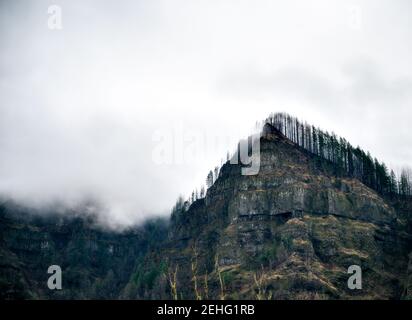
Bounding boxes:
[1,121,412,300]
[0,203,167,299]
[126,123,412,299]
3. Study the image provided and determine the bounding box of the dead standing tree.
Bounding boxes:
[215,253,225,300]
[191,243,202,300]
[166,265,178,300]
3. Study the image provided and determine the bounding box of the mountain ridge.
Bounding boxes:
[130,125,412,299]
[1,119,412,299]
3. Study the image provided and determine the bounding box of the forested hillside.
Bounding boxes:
[1,113,411,300]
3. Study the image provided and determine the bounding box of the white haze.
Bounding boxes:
[0,0,411,227]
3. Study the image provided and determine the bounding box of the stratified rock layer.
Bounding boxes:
[1,127,411,299]
[147,128,412,300]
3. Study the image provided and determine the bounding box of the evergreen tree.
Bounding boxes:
[400,169,411,196]
[389,170,398,195]
[214,166,220,182]
[206,171,213,189]
[263,112,399,198]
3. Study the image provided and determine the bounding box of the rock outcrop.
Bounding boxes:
[1,125,411,299]
[134,126,412,300]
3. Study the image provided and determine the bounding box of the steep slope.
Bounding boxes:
[1,124,411,300]
[128,125,412,300]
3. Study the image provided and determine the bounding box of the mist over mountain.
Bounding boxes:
[1,0,412,301]
[1,118,411,299]
[1,0,412,227]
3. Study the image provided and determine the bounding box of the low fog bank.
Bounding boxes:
[0,195,170,232]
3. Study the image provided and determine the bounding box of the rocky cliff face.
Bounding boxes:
[131,126,412,300]
[1,126,411,299]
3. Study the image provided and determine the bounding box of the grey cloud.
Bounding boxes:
[1,0,411,227]
[218,59,412,168]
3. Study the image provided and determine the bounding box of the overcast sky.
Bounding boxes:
[0,0,411,227]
